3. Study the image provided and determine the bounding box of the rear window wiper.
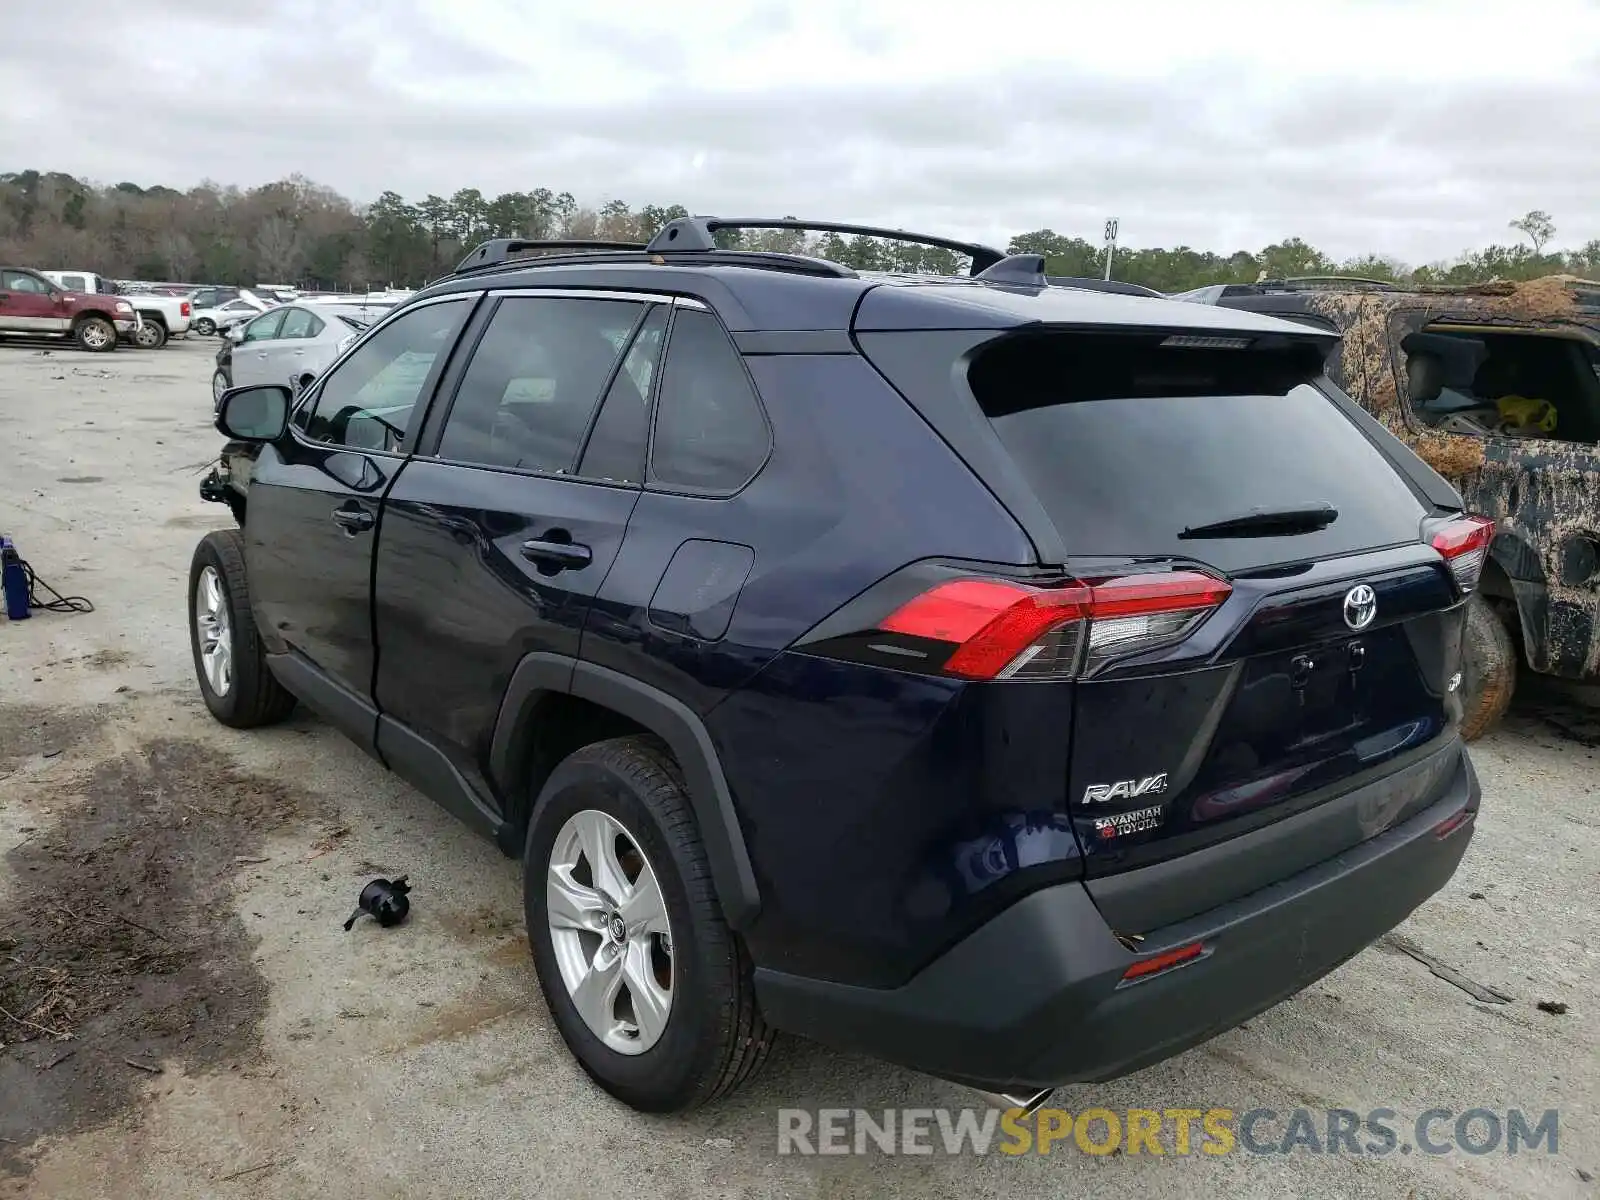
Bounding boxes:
[1179,503,1338,540]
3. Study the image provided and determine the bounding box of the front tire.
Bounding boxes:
[524,737,771,1112]
[133,319,167,349]
[1459,592,1516,740]
[194,317,216,336]
[212,369,229,408]
[74,315,116,352]
[187,530,296,728]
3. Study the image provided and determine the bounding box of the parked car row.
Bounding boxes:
[1,261,413,354]
[0,266,142,351]
[39,270,195,348]
[210,296,398,405]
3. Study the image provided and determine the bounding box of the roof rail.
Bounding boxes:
[644,216,1007,273]
[1263,275,1400,292]
[437,247,860,285]
[1046,275,1164,298]
[454,238,646,275]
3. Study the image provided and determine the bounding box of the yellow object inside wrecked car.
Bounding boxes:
[1495,393,1557,435]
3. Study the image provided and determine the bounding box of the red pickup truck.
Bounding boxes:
[0,266,139,351]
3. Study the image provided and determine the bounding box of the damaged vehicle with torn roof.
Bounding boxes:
[190,217,1482,1114]
[1178,275,1600,738]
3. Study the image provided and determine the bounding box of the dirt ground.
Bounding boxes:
[0,337,1596,1199]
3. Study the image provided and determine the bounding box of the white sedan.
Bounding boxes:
[224,300,395,394]
[192,297,271,336]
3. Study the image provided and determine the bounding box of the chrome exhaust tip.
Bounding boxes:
[974,1087,1055,1115]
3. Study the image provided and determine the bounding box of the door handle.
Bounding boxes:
[332,506,375,534]
[520,537,591,570]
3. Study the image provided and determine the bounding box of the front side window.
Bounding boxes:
[2,271,50,294]
[300,298,471,453]
[647,309,770,491]
[436,296,643,473]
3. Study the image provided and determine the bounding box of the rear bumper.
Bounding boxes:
[755,740,1478,1091]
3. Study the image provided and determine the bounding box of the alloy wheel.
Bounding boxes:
[546,808,675,1054]
[194,565,233,696]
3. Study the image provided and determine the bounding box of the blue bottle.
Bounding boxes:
[1,537,30,620]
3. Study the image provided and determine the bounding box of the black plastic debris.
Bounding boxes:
[343,876,411,931]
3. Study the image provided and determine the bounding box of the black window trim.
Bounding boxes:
[642,299,774,499]
[570,302,667,489]
[289,291,481,459]
[420,287,681,486]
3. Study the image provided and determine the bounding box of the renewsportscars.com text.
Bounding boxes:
[776,1106,1560,1158]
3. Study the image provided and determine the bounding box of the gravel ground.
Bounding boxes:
[0,337,1595,1199]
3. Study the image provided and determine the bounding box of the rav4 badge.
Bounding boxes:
[1082,773,1169,805]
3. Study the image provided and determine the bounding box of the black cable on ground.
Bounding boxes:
[21,560,95,614]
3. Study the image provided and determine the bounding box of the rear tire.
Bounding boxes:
[187,529,296,728]
[133,319,167,349]
[74,315,116,352]
[523,736,772,1112]
[1459,592,1516,740]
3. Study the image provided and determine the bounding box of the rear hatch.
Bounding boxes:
[855,296,1483,931]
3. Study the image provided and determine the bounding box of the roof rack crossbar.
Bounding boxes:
[645,217,1007,273]
[454,238,647,275]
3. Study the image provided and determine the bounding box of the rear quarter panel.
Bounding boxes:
[584,351,1050,986]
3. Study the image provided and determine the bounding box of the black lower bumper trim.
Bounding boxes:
[754,743,1478,1091]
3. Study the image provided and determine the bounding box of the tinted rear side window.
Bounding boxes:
[648,309,769,492]
[969,333,1426,572]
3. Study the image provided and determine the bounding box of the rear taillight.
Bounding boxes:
[181,301,192,317]
[865,570,1230,680]
[1431,515,1494,593]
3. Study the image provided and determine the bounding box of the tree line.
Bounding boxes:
[2,168,1595,294]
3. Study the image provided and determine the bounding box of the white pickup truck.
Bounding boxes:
[41,270,194,349]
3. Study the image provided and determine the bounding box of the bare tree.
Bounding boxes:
[157,231,198,281]
[253,216,305,281]
[1509,210,1556,254]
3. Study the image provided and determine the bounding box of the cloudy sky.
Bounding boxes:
[3,0,1598,263]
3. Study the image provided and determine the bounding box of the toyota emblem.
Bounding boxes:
[1343,584,1377,631]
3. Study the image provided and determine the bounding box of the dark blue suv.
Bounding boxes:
[191,218,1485,1113]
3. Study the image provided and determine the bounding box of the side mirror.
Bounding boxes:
[215,385,291,442]
[226,325,246,343]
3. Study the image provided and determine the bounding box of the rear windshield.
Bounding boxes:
[969,333,1427,572]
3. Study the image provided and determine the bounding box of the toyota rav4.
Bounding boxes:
[190,218,1483,1113]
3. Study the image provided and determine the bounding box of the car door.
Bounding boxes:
[0,270,66,334]
[230,309,287,386]
[372,291,660,793]
[242,294,476,750]
[252,306,322,387]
